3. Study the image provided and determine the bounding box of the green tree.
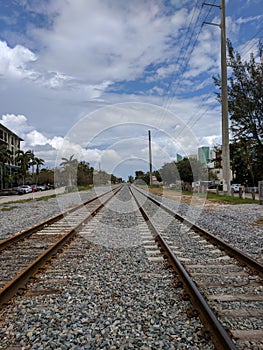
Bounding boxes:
[15,149,34,184]
[0,144,12,189]
[177,158,208,184]
[38,168,54,186]
[34,157,45,180]
[128,175,134,183]
[134,170,150,185]
[110,174,123,184]
[159,162,179,185]
[77,161,93,186]
[29,155,45,184]
[60,155,78,187]
[153,170,162,182]
[213,40,263,185]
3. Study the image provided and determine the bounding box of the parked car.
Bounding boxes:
[17,185,33,194]
[231,184,241,193]
[37,184,48,191]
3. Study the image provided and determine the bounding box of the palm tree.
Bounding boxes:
[0,144,12,189]
[34,157,45,184]
[29,154,45,184]
[60,155,78,187]
[15,150,34,184]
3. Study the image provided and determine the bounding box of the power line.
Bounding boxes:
[152,0,202,135]
[153,1,218,136]
[240,26,263,58]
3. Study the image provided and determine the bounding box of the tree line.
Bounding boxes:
[0,148,44,189]
[129,158,209,190]
[0,148,122,190]
[213,40,262,186]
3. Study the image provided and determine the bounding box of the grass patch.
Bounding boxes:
[1,205,18,211]
[0,194,57,205]
[205,192,259,204]
[0,198,31,205]
[35,194,57,201]
[147,186,260,205]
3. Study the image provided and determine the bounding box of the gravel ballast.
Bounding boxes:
[0,185,262,349]
[143,188,263,264]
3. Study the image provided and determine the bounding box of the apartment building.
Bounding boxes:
[0,123,23,165]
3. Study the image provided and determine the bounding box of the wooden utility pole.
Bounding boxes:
[148,130,153,186]
[203,0,231,195]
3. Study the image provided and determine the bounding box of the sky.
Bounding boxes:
[0,0,262,181]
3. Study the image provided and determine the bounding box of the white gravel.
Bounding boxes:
[0,185,262,349]
[144,190,263,264]
[0,186,113,239]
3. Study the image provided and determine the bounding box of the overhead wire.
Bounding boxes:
[151,1,263,167]
[239,25,263,59]
[150,0,201,138]
[153,0,219,145]
[183,13,263,149]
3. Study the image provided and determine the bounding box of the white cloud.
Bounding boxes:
[26,130,49,146]
[0,91,222,179]
[0,41,37,78]
[0,114,33,136]
[236,14,263,25]
[30,0,186,83]
[3,0,256,179]
[184,28,220,79]
[200,135,221,147]
[0,113,104,168]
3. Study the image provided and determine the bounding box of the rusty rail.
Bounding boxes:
[0,185,122,308]
[0,185,121,252]
[131,186,237,350]
[133,185,263,277]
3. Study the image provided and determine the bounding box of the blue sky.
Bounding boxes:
[0,0,262,180]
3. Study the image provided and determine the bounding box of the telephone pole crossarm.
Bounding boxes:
[202,2,220,8]
[203,21,220,27]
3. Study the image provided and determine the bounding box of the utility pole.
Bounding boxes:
[220,0,231,195]
[148,130,153,186]
[203,0,231,195]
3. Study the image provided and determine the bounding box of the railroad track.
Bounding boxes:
[131,185,263,350]
[1,184,262,349]
[0,185,122,308]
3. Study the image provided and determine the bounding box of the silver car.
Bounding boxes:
[17,185,33,194]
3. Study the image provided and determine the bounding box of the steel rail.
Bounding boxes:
[133,185,263,277]
[131,186,237,350]
[0,185,121,252]
[0,185,122,308]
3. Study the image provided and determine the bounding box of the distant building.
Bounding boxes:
[198,146,215,169]
[0,123,23,165]
[198,146,210,165]
[0,123,23,189]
